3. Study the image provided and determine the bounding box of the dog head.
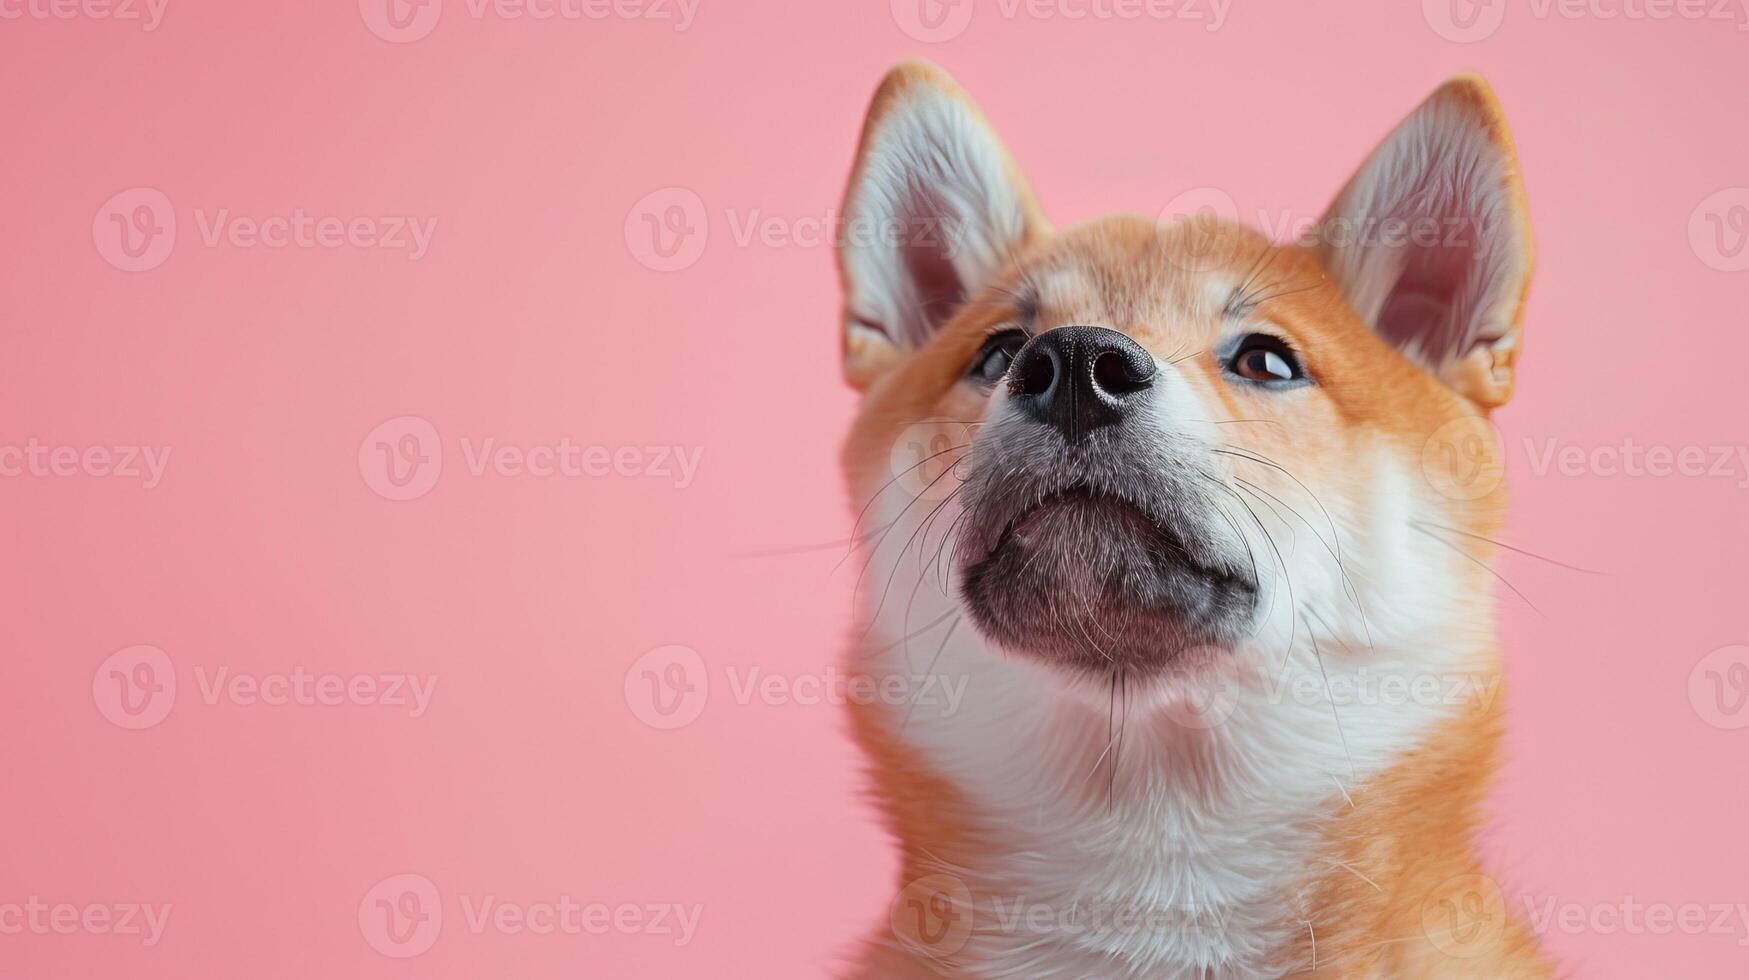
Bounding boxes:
[838,61,1532,686]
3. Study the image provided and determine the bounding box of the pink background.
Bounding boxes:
[3,0,1747,976]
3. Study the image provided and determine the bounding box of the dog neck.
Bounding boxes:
[850,614,1509,978]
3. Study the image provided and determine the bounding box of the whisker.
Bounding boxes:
[855,607,960,661]
[852,457,967,605]
[1228,483,1299,663]
[1086,672,1121,786]
[1111,670,1129,811]
[838,442,972,572]
[1218,446,1376,654]
[735,523,891,559]
[1306,619,1357,783]
[1203,492,1260,596]
[1223,243,1284,318]
[888,486,969,646]
[1234,479,1300,551]
[1411,523,1545,617]
[1246,280,1325,307]
[1234,474,1374,651]
[1191,417,1286,428]
[901,615,962,730]
[1412,519,1608,575]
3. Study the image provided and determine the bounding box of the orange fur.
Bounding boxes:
[836,63,1552,978]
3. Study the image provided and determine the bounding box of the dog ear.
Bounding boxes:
[837,61,1049,391]
[1312,76,1534,408]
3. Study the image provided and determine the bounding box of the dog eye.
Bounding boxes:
[1228,335,1304,384]
[968,330,1029,386]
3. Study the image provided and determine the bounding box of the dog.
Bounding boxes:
[832,61,1553,978]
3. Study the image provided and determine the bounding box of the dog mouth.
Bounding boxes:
[997,485,1195,558]
[958,479,1258,674]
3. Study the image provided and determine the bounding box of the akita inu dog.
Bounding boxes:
[834,61,1552,978]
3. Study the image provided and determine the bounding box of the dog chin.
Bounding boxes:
[956,488,1258,677]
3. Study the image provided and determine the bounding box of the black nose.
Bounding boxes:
[1007,326,1157,442]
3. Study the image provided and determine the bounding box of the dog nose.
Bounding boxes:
[1008,326,1157,441]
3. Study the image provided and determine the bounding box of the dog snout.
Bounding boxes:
[1006,326,1157,442]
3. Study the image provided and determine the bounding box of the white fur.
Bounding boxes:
[854,365,1492,978]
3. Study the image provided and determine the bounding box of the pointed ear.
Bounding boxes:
[837,61,1049,391]
[1312,76,1534,408]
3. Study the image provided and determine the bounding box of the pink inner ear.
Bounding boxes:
[895,183,968,346]
[1317,83,1530,374]
[1375,225,1480,365]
